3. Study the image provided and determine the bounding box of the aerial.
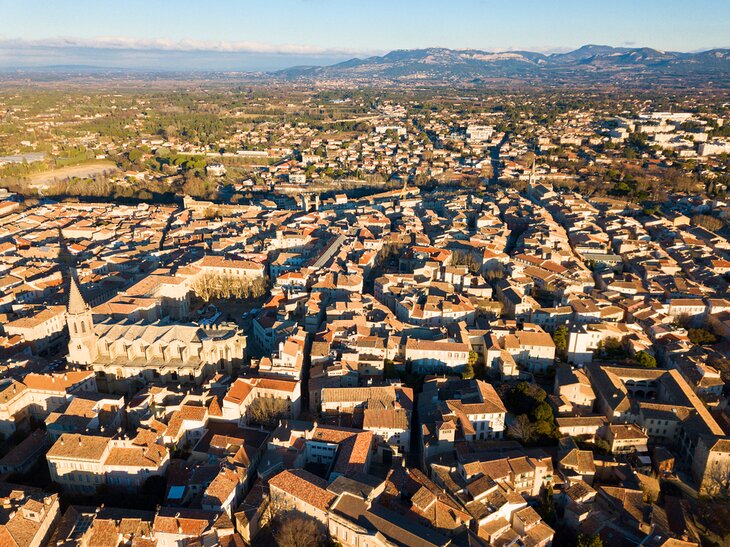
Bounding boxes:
[1,1,730,546]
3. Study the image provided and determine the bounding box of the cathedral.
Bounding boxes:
[66,277,246,394]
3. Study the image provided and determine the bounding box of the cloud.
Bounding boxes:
[0,35,379,57]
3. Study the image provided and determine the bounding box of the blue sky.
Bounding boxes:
[0,0,728,70]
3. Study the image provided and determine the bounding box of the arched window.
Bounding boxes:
[81,322,86,334]
[73,323,78,335]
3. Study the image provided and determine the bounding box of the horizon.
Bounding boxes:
[1,43,728,74]
[1,0,729,71]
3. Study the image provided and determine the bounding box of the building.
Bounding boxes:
[0,371,97,439]
[222,376,301,426]
[405,338,470,374]
[419,378,507,466]
[65,277,245,394]
[46,433,169,494]
[3,306,67,355]
[0,487,60,547]
[268,468,335,524]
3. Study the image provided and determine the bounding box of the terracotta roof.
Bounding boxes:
[153,508,217,536]
[47,434,110,461]
[363,408,409,430]
[268,468,335,511]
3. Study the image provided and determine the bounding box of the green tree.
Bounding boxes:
[688,328,717,346]
[462,362,475,380]
[128,148,143,162]
[553,325,568,353]
[635,351,657,368]
[532,401,553,422]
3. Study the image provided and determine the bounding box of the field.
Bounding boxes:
[26,160,118,189]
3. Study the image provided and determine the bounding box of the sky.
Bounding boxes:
[0,0,729,71]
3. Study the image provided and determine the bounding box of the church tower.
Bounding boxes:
[66,276,98,365]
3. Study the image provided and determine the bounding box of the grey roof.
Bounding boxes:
[67,276,88,315]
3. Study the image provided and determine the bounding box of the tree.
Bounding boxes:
[247,397,290,429]
[250,276,269,299]
[462,362,475,380]
[508,414,534,443]
[532,420,555,438]
[635,351,657,368]
[191,272,266,303]
[507,381,547,415]
[532,402,553,422]
[451,250,482,274]
[593,438,611,454]
[484,265,505,281]
[601,337,626,358]
[127,148,143,163]
[191,272,217,303]
[539,484,556,525]
[700,458,730,497]
[553,325,568,353]
[688,328,717,346]
[577,533,604,547]
[274,513,326,547]
[692,214,724,232]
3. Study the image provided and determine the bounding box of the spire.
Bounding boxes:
[67,276,88,315]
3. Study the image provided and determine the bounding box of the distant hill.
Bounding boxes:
[276,45,730,85]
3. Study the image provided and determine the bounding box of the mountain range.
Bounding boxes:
[277,45,730,85]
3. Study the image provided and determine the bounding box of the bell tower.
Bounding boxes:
[66,276,98,365]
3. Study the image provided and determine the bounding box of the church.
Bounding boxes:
[66,277,246,394]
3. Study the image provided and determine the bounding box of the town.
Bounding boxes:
[0,85,728,547]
